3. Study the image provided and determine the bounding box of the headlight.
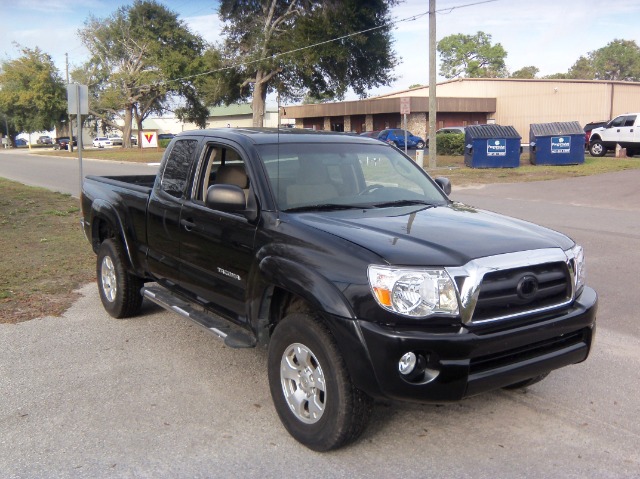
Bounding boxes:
[367,265,459,318]
[569,244,586,296]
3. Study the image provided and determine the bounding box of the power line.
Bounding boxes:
[134,0,500,89]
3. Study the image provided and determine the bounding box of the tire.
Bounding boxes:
[268,313,373,451]
[96,239,144,318]
[416,140,425,149]
[589,140,607,157]
[503,373,549,390]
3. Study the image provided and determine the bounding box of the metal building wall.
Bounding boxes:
[381,79,640,140]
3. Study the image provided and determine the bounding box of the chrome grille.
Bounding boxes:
[472,262,571,322]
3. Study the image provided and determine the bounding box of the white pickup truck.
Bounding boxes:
[589,113,639,157]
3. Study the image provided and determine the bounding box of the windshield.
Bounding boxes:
[256,142,449,211]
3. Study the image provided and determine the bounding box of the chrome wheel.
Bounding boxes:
[100,256,117,302]
[280,342,326,424]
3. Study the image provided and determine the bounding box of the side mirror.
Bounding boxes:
[205,184,246,212]
[434,177,452,196]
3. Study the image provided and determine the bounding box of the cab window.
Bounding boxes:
[159,139,198,198]
[195,143,249,203]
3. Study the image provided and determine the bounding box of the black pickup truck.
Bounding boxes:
[81,128,597,451]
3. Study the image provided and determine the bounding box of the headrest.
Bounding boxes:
[216,164,249,189]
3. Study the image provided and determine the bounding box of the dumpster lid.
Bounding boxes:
[466,124,521,139]
[530,121,583,137]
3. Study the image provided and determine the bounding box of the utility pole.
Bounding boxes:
[428,0,437,169]
[66,53,74,152]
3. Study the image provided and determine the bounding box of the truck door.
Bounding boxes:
[620,114,637,146]
[178,141,257,323]
[602,115,626,144]
[146,137,200,287]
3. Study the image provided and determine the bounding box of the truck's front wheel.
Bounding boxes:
[589,140,607,157]
[97,239,144,318]
[268,313,372,451]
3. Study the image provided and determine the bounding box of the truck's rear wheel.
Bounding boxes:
[268,313,372,451]
[97,239,144,318]
[589,140,606,157]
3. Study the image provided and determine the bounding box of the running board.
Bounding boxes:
[142,286,257,348]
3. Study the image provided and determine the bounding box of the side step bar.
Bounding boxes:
[142,286,257,348]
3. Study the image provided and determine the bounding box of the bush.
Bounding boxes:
[158,138,172,148]
[436,133,465,156]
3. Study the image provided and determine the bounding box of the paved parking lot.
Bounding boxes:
[1,169,639,478]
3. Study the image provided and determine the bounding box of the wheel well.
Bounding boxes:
[590,134,602,142]
[267,287,313,335]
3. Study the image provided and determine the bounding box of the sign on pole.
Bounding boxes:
[66,84,89,115]
[67,84,89,193]
[141,131,158,148]
[400,97,411,115]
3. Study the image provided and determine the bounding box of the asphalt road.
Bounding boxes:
[0,148,158,196]
[1,152,639,478]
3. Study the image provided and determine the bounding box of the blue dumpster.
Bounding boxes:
[464,125,521,168]
[529,121,585,165]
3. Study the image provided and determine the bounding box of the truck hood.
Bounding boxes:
[291,203,574,266]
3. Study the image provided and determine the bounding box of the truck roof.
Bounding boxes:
[175,127,379,146]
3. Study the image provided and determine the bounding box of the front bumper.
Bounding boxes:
[339,286,597,402]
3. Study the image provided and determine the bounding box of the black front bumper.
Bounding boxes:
[332,287,597,403]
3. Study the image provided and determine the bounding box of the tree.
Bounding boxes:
[74,1,207,147]
[205,0,398,127]
[437,31,508,79]
[566,56,596,80]
[0,47,66,145]
[585,39,640,81]
[548,39,640,81]
[511,66,539,79]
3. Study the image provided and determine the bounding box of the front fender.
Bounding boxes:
[258,256,355,319]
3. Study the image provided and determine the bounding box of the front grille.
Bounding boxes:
[469,330,585,374]
[472,262,571,323]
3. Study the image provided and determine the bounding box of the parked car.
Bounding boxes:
[36,135,52,145]
[14,138,28,147]
[108,136,123,146]
[378,129,425,149]
[93,137,112,148]
[157,133,176,140]
[583,121,608,146]
[426,126,466,148]
[53,137,77,150]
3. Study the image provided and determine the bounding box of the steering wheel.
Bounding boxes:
[358,184,384,196]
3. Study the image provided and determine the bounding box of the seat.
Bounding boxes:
[215,164,250,200]
[286,160,338,208]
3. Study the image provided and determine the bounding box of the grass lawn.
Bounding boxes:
[0,178,95,323]
[33,147,165,163]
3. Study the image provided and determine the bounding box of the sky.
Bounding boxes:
[1,0,640,104]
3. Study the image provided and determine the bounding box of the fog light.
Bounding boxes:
[398,352,417,375]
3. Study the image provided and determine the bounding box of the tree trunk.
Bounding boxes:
[123,106,133,148]
[136,116,144,149]
[251,71,267,127]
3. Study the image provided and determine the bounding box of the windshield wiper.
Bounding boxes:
[284,203,373,213]
[372,199,438,209]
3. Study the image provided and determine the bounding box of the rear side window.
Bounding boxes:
[160,139,198,198]
[624,115,637,127]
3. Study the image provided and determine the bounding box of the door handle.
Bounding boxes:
[180,218,195,231]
